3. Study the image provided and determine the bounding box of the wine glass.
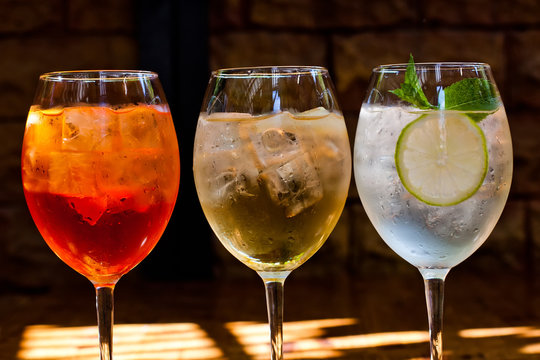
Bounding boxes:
[193,66,351,360]
[21,70,180,359]
[353,58,513,359]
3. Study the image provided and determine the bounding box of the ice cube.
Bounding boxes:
[198,115,247,154]
[199,143,260,205]
[211,166,259,203]
[97,146,155,210]
[26,108,63,149]
[96,150,159,189]
[197,111,324,214]
[260,152,323,218]
[195,116,260,205]
[46,151,106,225]
[48,151,99,196]
[247,126,302,169]
[238,113,324,217]
[311,116,350,185]
[22,149,51,193]
[261,128,297,152]
[62,107,115,151]
[119,106,164,149]
[67,196,107,226]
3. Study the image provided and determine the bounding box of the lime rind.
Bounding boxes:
[395,113,488,206]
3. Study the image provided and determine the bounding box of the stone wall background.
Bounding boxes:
[0,0,538,291]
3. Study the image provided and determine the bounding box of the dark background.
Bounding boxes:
[1,0,538,285]
[0,2,538,358]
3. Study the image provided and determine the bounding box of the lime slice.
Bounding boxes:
[395,112,488,206]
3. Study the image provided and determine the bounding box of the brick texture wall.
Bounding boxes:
[0,0,538,288]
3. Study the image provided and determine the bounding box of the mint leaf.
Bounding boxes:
[390,55,499,122]
[389,54,435,110]
[444,78,499,111]
[444,78,499,122]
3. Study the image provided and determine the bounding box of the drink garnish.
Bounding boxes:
[443,78,499,121]
[388,56,436,110]
[395,112,488,206]
[390,54,498,121]
[391,55,492,206]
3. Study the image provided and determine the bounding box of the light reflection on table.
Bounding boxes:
[16,319,539,360]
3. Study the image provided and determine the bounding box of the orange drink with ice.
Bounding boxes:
[22,104,180,285]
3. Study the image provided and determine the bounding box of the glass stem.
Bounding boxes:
[261,274,288,360]
[96,285,115,360]
[424,277,445,360]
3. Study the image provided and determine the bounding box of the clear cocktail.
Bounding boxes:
[354,57,512,359]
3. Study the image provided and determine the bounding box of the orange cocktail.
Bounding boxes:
[22,104,180,285]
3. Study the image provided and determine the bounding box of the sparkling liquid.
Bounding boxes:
[22,105,180,284]
[194,110,351,272]
[354,105,512,270]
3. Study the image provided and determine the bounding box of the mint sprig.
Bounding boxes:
[389,55,435,110]
[389,55,499,121]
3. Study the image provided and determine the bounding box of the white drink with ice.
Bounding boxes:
[194,108,351,272]
[354,105,512,271]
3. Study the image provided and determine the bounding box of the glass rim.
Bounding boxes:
[39,70,159,82]
[373,62,492,73]
[211,65,329,78]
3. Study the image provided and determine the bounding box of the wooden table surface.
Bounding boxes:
[0,264,537,360]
